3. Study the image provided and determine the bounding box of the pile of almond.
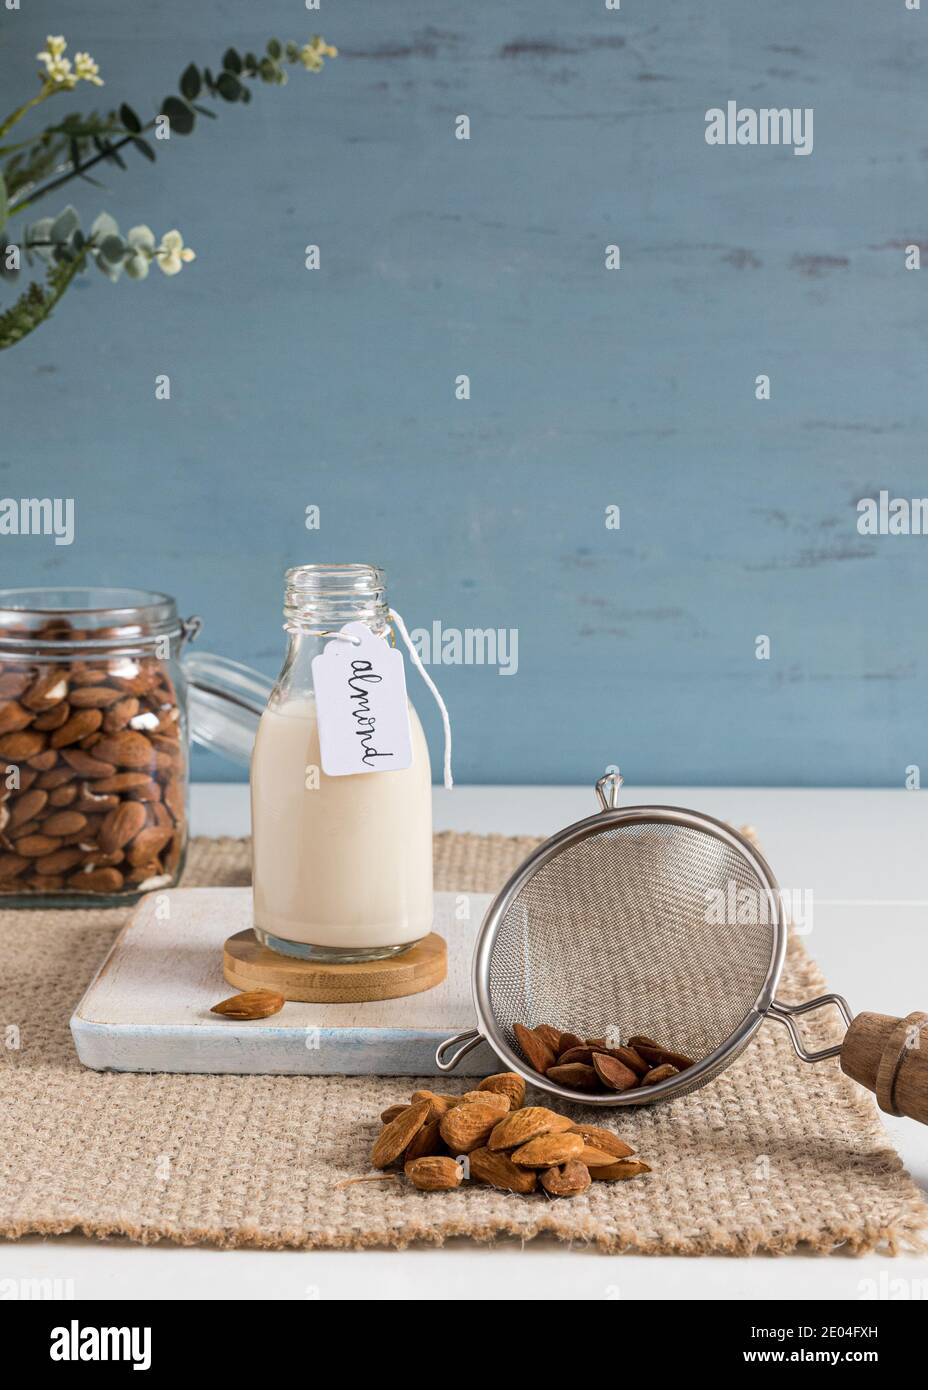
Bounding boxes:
[0,636,185,897]
[370,1073,650,1196]
[514,1023,694,1095]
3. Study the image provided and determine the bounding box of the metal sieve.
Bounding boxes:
[436,771,856,1109]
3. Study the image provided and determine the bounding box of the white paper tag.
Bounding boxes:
[311,622,413,777]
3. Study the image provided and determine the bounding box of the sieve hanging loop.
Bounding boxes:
[435,1028,484,1072]
[596,769,623,811]
[767,994,854,1063]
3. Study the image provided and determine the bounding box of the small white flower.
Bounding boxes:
[74,52,104,87]
[38,53,76,87]
[37,37,103,88]
[157,229,196,276]
[299,40,325,71]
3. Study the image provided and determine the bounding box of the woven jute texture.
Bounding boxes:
[1,833,925,1255]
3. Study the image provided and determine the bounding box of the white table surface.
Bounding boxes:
[6,783,927,1301]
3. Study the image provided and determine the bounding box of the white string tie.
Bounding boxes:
[389,607,453,789]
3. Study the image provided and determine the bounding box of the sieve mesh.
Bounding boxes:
[486,820,777,1085]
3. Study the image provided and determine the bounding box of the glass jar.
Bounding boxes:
[0,587,268,907]
[251,564,434,962]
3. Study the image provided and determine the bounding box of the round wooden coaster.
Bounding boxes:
[222,930,447,1003]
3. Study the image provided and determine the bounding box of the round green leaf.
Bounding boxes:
[216,71,245,101]
[222,47,242,74]
[132,136,157,162]
[266,39,282,60]
[98,234,125,263]
[50,206,80,243]
[180,64,201,101]
[161,96,195,135]
[119,103,142,134]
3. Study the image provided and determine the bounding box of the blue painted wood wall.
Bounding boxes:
[2,0,925,785]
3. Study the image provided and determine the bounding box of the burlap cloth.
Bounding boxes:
[1,834,925,1255]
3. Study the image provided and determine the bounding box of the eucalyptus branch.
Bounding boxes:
[10,128,145,214]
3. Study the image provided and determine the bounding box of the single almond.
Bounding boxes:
[127,826,174,865]
[41,810,88,837]
[33,847,84,875]
[26,749,57,771]
[477,1072,525,1111]
[576,1145,622,1168]
[630,1039,695,1071]
[541,1160,592,1198]
[10,819,40,839]
[469,1146,537,1193]
[35,767,75,790]
[556,1031,585,1053]
[92,731,155,770]
[533,1023,563,1052]
[103,696,140,732]
[458,1089,510,1116]
[410,1089,459,1119]
[592,1053,640,1092]
[404,1156,463,1192]
[371,1100,430,1169]
[92,772,151,793]
[48,784,79,808]
[547,1062,600,1090]
[67,866,124,892]
[33,700,72,731]
[640,1063,680,1086]
[22,671,69,711]
[15,834,63,857]
[0,701,34,736]
[380,1104,409,1125]
[596,1044,649,1077]
[510,1132,586,1168]
[0,853,29,878]
[100,800,148,854]
[0,672,30,699]
[439,1101,501,1154]
[566,1123,635,1159]
[210,989,285,1020]
[488,1107,574,1151]
[60,748,116,778]
[0,731,45,760]
[404,1118,445,1162]
[50,708,103,748]
[68,686,124,708]
[590,1158,652,1181]
[9,788,48,826]
[556,1045,594,1066]
[513,1023,556,1075]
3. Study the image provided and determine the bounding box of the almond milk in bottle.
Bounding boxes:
[250,564,433,960]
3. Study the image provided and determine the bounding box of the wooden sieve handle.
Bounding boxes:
[840,1011,928,1125]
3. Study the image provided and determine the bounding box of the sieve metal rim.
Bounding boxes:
[469,803,787,1108]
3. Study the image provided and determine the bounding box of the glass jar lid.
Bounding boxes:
[0,586,271,767]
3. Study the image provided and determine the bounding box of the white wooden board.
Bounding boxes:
[71,888,497,1076]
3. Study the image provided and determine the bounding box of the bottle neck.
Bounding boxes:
[273,563,390,706]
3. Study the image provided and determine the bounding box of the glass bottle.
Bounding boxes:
[250,564,434,961]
